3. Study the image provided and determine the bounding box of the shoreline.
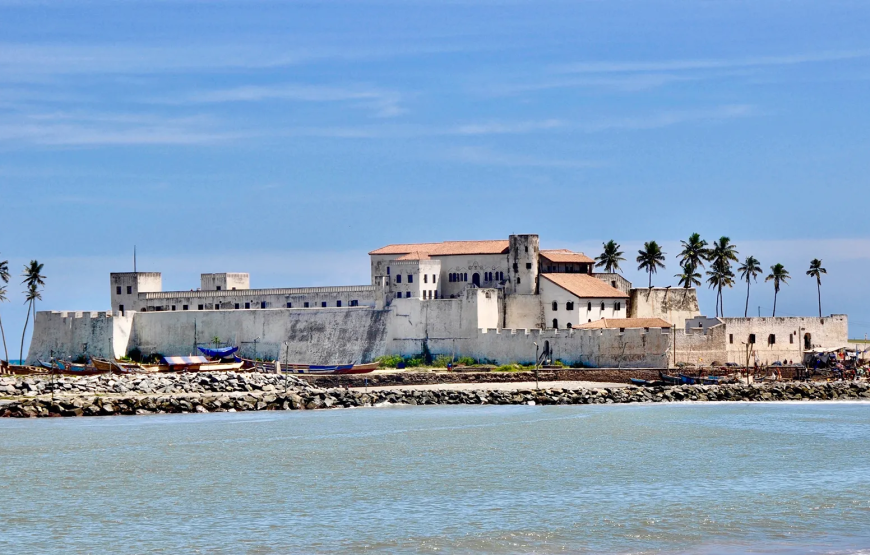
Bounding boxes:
[1,372,869,418]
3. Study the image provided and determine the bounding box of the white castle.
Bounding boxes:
[27,234,847,367]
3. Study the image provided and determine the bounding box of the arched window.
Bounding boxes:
[587,302,592,311]
[566,302,574,311]
[600,302,605,310]
[567,322,572,329]
[552,301,558,311]
[615,302,621,311]
[464,273,468,281]
[552,319,558,329]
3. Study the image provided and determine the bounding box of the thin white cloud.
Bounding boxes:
[165,83,407,118]
[576,104,756,132]
[446,145,600,168]
[0,111,240,146]
[552,50,870,74]
[451,119,564,135]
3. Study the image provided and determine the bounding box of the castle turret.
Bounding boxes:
[110,272,162,314]
[507,234,539,295]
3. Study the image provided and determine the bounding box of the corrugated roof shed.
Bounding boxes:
[577,318,672,329]
[541,273,629,298]
[370,240,510,256]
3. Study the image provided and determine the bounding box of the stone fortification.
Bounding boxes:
[2,372,868,418]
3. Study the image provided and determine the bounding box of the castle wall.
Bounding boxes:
[720,315,848,365]
[413,327,670,367]
[140,285,377,312]
[629,287,700,327]
[26,311,134,364]
[505,294,542,330]
[129,308,390,365]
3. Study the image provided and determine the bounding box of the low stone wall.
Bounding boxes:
[299,369,666,388]
[1,372,869,418]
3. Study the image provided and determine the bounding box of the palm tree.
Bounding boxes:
[636,241,666,288]
[675,263,701,288]
[806,259,827,318]
[707,237,738,316]
[678,233,710,273]
[738,255,762,318]
[706,262,735,317]
[765,263,790,317]
[0,255,8,362]
[19,260,45,363]
[595,240,625,273]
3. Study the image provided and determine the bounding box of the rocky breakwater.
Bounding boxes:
[1,374,869,418]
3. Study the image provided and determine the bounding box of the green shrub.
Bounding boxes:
[375,354,404,368]
[432,355,453,368]
[457,356,476,366]
[552,360,565,368]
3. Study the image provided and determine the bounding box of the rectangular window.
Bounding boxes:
[749,334,756,344]
[566,302,574,311]
[396,275,402,283]
[183,305,188,311]
[321,301,327,307]
[198,304,204,310]
[526,262,532,269]
[396,292,402,299]
[235,303,240,309]
[789,334,794,344]
[261,301,267,309]
[433,275,436,284]
[615,302,621,311]
[768,334,776,345]
[119,304,124,313]
[216,286,221,291]
[517,277,521,284]
[350,300,358,307]
[245,302,251,309]
[336,300,342,307]
[729,334,734,344]
[171,305,176,311]
[304,302,309,308]
[127,286,132,294]
[406,292,411,298]
[214,305,219,310]
[387,267,390,275]
[116,286,122,295]
[408,275,413,283]
[424,274,428,283]
[287,302,292,308]
[513,263,518,271]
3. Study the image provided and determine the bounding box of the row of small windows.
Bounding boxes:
[449,273,467,282]
[393,273,438,284]
[116,286,134,295]
[396,291,439,299]
[141,300,360,312]
[730,333,802,346]
[551,301,622,311]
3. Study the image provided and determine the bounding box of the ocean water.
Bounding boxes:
[1,403,869,554]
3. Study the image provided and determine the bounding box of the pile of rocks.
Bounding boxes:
[1,374,868,418]
[0,372,309,397]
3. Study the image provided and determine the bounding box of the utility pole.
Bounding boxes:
[533,342,539,389]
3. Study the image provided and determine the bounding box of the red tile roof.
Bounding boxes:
[396,252,431,260]
[540,249,594,264]
[577,318,672,329]
[541,273,629,298]
[370,240,510,256]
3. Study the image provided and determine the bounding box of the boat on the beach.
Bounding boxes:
[285,362,379,374]
[158,356,244,372]
[37,360,105,375]
[659,372,682,386]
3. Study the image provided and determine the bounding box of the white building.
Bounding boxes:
[27,233,849,368]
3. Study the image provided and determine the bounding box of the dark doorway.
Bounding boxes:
[552,319,558,329]
[804,333,812,350]
[472,273,481,287]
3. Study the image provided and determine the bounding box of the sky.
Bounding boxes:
[1,0,870,358]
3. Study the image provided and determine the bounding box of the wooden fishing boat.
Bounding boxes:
[629,377,649,386]
[91,358,153,374]
[285,362,379,375]
[157,356,244,373]
[659,372,682,386]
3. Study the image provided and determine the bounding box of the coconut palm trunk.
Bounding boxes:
[744,280,750,317]
[817,280,822,318]
[0,314,7,362]
[772,290,778,317]
[19,299,31,363]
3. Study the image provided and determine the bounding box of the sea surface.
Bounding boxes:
[1,402,869,554]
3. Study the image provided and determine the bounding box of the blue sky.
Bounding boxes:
[2,0,870,356]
